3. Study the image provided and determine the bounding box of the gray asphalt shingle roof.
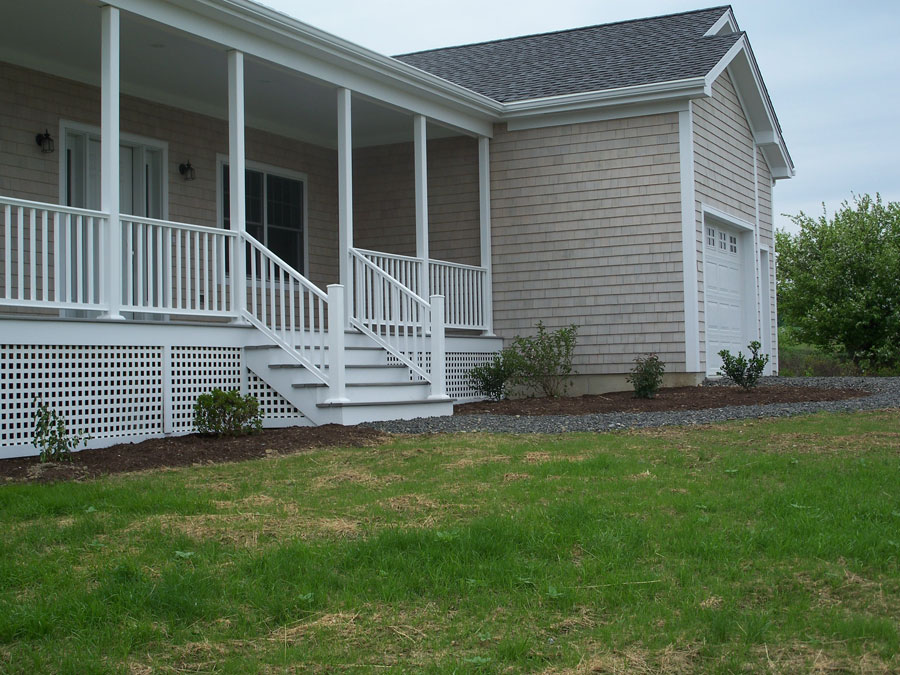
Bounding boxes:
[394,7,740,103]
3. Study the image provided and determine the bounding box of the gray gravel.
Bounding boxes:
[368,377,900,434]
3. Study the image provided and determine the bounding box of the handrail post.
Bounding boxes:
[325,284,349,403]
[428,294,448,400]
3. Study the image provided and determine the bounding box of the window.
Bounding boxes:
[719,231,727,251]
[707,226,716,248]
[729,235,738,254]
[63,126,164,218]
[222,165,305,274]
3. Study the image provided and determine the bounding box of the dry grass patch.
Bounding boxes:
[546,643,701,674]
[752,641,900,673]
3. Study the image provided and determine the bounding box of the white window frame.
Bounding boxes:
[57,119,169,218]
[215,155,309,277]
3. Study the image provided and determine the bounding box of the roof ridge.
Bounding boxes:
[394,5,732,58]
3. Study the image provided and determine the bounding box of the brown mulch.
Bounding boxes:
[0,425,387,485]
[455,385,869,416]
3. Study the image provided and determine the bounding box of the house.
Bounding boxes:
[0,1,793,458]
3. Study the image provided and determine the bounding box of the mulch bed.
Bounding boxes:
[1,385,870,485]
[0,425,387,485]
[455,385,869,416]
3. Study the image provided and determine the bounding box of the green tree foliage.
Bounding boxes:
[777,194,900,371]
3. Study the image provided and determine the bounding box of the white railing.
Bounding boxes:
[355,248,488,331]
[350,248,433,382]
[0,197,107,311]
[120,215,237,317]
[244,233,330,385]
[430,259,488,331]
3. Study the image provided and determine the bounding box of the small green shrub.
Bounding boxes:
[33,402,91,463]
[626,354,666,399]
[193,389,262,436]
[509,322,578,398]
[718,341,769,390]
[468,348,519,401]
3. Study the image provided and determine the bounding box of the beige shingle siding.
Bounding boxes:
[693,70,779,370]
[352,136,480,266]
[0,62,339,289]
[490,114,686,375]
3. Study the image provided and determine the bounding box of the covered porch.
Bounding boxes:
[0,0,495,335]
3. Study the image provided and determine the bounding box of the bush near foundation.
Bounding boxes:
[194,389,262,436]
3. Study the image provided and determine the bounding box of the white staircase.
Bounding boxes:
[245,329,453,425]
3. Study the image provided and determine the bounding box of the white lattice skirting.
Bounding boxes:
[0,341,307,458]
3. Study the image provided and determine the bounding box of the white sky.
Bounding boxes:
[261,0,900,234]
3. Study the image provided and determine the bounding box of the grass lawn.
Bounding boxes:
[2,411,899,673]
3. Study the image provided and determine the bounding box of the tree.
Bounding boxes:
[776,194,900,371]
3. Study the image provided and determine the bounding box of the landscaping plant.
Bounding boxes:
[193,388,262,436]
[509,321,578,398]
[776,193,900,372]
[718,341,769,390]
[467,348,519,401]
[32,401,91,462]
[626,353,666,398]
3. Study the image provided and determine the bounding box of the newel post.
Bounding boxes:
[428,294,447,400]
[326,284,349,403]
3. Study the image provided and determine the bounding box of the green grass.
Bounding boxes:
[2,410,900,673]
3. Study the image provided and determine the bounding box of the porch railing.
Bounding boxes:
[243,233,330,384]
[350,248,433,382]
[354,248,487,331]
[0,197,107,311]
[119,215,236,317]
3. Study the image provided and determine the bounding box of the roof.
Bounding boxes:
[394,7,741,103]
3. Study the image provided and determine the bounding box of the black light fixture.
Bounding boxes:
[179,161,196,181]
[35,129,54,154]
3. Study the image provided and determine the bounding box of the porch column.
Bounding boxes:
[99,5,123,320]
[337,88,353,325]
[228,50,247,321]
[478,136,494,335]
[414,115,429,299]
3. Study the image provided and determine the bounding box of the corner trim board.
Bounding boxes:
[679,105,700,373]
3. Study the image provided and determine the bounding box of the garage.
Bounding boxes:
[704,222,751,375]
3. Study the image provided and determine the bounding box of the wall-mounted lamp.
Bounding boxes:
[35,130,54,154]
[178,161,196,181]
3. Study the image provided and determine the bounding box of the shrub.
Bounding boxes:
[193,389,262,436]
[509,322,578,398]
[718,341,769,390]
[626,354,666,399]
[777,194,900,371]
[33,402,91,463]
[468,348,519,401]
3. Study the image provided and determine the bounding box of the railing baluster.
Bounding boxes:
[75,215,83,305]
[16,207,24,300]
[210,231,218,313]
[3,205,10,300]
[86,214,95,304]
[41,210,49,302]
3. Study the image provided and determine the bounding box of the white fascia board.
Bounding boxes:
[502,77,707,118]
[704,9,738,37]
[705,36,795,179]
[107,0,498,136]
[506,98,689,131]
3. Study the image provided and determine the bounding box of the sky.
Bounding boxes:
[261,0,900,234]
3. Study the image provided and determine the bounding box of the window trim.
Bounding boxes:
[215,155,309,277]
[57,119,169,219]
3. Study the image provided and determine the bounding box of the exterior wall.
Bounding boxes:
[353,136,480,265]
[0,62,339,288]
[693,69,778,371]
[489,113,686,382]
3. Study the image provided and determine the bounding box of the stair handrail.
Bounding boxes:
[243,232,330,385]
[349,247,432,382]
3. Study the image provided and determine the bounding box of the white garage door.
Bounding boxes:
[704,225,746,375]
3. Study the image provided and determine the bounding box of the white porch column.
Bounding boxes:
[414,115,429,299]
[228,50,247,321]
[478,136,494,334]
[99,5,123,320]
[337,88,353,325]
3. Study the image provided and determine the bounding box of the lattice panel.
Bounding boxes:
[246,371,306,422]
[170,346,242,433]
[0,344,164,448]
[447,351,499,401]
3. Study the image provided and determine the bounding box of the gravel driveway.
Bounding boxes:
[369,377,900,434]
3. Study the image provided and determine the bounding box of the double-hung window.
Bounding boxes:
[222,164,305,275]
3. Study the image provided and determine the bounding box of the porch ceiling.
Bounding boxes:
[0,0,460,148]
